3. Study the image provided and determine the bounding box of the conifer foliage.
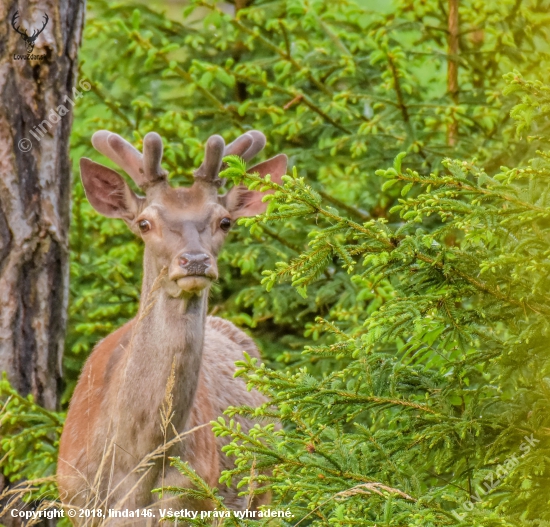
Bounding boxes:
[165,74,550,523]
[204,89,550,524]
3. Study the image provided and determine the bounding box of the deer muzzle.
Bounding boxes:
[169,252,217,293]
[178,253,212,274]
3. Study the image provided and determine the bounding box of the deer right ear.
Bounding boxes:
[225,154,288,219]
[80,158,142,221]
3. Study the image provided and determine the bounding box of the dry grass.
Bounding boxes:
[53,265,212,525]
[56,419,211,525]
[1,264,264,526]
[0,477,59,526]
[159,355,178,502]
[0,266,206,526]
[1,421,211,526]
[292,481,416,527]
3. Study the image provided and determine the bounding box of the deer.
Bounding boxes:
[11,11,49,54]
[57,129,287,525]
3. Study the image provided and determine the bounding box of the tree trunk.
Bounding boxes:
[0,0,85,523]
[447,0,459,146]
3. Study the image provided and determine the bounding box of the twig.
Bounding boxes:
[447,0,460,146]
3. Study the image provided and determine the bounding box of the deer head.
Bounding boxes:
[11,11,49,53]
[80,131,287,297]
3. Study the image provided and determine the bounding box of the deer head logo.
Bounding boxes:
[11,11,49,54]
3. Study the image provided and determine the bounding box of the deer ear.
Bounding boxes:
[80,158,142,221]
[225,154,287,219]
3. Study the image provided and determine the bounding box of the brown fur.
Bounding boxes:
[58,315,267,522]
[58,131,286,525]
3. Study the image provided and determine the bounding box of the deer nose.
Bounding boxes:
[178,253,211,275]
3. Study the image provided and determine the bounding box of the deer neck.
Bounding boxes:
[110,257,209,461]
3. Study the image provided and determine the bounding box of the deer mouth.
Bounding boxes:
[171,274,214,295]
[168,258,217,294]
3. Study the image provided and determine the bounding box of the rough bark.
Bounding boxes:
[0,0,85,523]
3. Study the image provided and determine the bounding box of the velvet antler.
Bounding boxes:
[193,131,267,189]
[91,131,167,190]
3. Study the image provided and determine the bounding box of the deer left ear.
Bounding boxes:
[225,154,288,219]
[80,158,142,221]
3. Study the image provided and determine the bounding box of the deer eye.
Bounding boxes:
[219,217,231,232]
[138,219,151,233]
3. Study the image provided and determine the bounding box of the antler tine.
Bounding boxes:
[241,130,266,162]
[92,131,147,188]
[224,134,253,158]
[142,132,167,186]
[224,131,266,162]
[11,11,26,37]
[32,13,48,38]
[194,135,226,188]
[193,131,267,190]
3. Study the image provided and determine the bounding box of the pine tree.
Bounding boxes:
[164,73,550,524]
[202,79,550,522]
